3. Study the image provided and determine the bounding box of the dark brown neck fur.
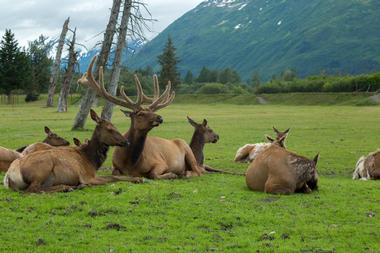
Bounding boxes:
[124,126,148,167]
[190,130,205,166]
[80,127,109,169]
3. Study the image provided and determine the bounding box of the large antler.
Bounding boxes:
[78,56,175,112]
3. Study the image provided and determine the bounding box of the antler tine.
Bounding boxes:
[139,74,160,103]
[82,56,137,110]
[153,91,176,112]
[134,74,144,106]
[149,81,175,111]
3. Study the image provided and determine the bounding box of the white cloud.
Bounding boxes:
[0,0,203,48]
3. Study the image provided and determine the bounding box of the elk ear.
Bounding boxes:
[90,109,101,123]
[313,153,320,165]
[284,128,290,134]
[202,119,208,127]
[187,116,198,127]
[273,126,280,134]
[44,126,52,135]
[73,138,81,147]
[266,135,275,143]
[121,109,133,117]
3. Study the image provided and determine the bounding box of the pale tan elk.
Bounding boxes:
[353,150,380,180]
[234,127,290,163]
[78,56,203,179]
[16,126,70,153]
[245,136,319,194]
[0,147,22,172]
[4,109,141,193]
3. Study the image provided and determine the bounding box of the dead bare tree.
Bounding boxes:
[101,0,132,120]
[72,0,122,130]
[57,28,78,113]
[101,0,155,120]
[46,17,70,107]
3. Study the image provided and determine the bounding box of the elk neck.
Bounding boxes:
[190,130,205,166]
[80,128,109,169]
[125,126,148,166]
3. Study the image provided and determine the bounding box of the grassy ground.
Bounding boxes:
[0,98,379,252]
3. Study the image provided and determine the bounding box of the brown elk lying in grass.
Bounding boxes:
[78,57,202,179]
[234,127,290,163]
[4,110,141,193]
[245,136,319,194]
[16,127,70,153]
[353,150,380,180]
[0,127,70,172]
[0,147,21,172]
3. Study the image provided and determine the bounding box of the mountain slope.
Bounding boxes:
[127,0,380,80]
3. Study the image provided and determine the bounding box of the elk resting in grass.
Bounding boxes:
[245,137,319,194]
[353,150,380,180]
[4,109,142,193]
[16,126,70,153]
[77,56,202,179]
[0,147,22,172]
[234,127,290,163]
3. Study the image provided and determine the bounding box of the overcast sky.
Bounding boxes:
[0,0,203,49]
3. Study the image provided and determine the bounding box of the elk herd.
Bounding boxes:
[0,56,379,194]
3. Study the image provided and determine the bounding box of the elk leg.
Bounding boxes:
[264,178,293,195]
[184,147,203,176]
[26,182,77,193]
[84,176,143,185]
[149,167,178,180]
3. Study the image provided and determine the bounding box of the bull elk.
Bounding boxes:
[77,57,202,179]
[4,109,141,193]
[353,150,380,180]
[245,136,319,194]
[234,127,290,163]
[16,126,70,153]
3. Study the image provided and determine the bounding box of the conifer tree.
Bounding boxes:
[157,37,180,88]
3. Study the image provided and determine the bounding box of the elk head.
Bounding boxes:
[90,109,129,147]
[73,138,89,147]
[43,126,70,146]
[273,126,290,141]
[266,135,286,148]
[78,56,174,133]
[187,116,219,143]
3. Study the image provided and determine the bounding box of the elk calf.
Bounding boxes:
[353,150,380,180]
[4,110,141,193]
[16,127,70,153]
[188,116,219,168]
[245,137,319,194]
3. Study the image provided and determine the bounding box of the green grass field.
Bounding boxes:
[0,98,379,252]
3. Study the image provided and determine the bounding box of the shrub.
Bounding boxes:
[197,83,227,94]
[25,92,40,102]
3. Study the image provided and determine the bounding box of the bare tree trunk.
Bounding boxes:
[57,28,77,113]
[72,0,122,130]
[46,17,70,107]
[101,0,132,121]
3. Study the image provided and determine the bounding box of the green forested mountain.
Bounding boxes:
[127,0,380,80]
